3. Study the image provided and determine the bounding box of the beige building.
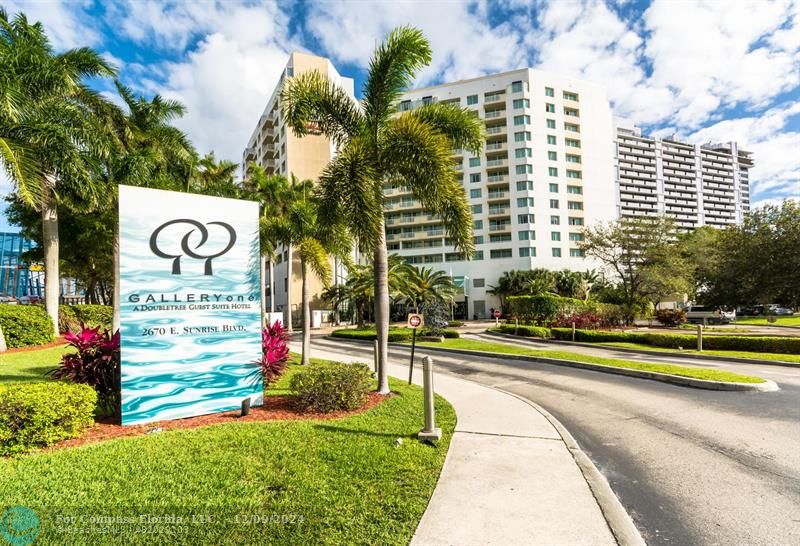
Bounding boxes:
[243,52,354,326]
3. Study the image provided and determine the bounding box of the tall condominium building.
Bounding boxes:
[390,69,616,319]
[615,123,753,230]
[243,52,355,325]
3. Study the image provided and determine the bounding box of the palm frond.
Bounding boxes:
[408,102,485,154]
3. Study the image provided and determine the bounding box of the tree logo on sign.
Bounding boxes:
[149,219,237,275]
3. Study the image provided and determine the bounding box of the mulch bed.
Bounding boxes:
[4,338,67,354]
[48,392,391,452]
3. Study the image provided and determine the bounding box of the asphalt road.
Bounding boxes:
[311,335,800,546]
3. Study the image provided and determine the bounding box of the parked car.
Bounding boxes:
[768,305,794,316]
[0,296,17,304]
[17,295,42,305]
[685,305,736,324]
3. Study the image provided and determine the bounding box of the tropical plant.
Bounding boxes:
[254,321,290,386]
[50,324,121,417]
[403,266,457,311]
[280,26,483,393]
[290,361,373,413]
[189,151,240,197]
[1,9,117,336]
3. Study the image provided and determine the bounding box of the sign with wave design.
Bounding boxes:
[119,185,262,425]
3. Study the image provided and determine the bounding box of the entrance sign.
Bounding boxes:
[119,186,262,425]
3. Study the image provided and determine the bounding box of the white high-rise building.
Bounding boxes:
[243,52,354,326]
[615,122,753,230]
[391,69,617,319]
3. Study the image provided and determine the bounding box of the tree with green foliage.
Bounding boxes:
[0,9,117,335]
[189,151,240,198]
[280,26,483,393]
[403,266,457,312]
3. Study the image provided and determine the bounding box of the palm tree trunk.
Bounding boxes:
[112,219,120,332]
[373,225,390,394]
[268,259,275,313]
[333,257,340,326]
[301,257,310,366]
[285,244,293,332]
[259,254,267,328]
[41,178,60,338]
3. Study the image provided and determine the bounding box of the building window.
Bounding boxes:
[473,278,485,288]
[469,157,481,167]
[519,247,534,257]
[550,199,560,209]
[552,247,562,257]
[474,235,484,245]
[548,167,558,177]
[474,250,484,260]
[567,170,582,179]
[548,151,557,160]
[471,204,482,214]
[516,180,533,191]
[566,153,581,163]
[511,81,524,92]
[467,94,478,105]
[518,230,535,241]
[551,231,561,242]
[470,188,482,199]
[545,103,555,113]
[470,173,481,183]
[563,91,578,101]
[546,119,556,129]
[568,201,583,210]
[514,131,531,142]
[570,248,585,257]
[550,215,560,225]
[517,213,535,224]
[567,185,583,194]
[399,100,412,112]
[517,197,534,207]
[565,138,581,148]
[490,249,513,259]
[564,107,579,117]
[549,183,559,193]
[568,217,584,226]
[513,114,530,126]
[565,123,580,133]
[516,164,533,175]
[545,87,554,97]
[512,98,530,109]
[547,135,557,145]
[474,220,483,230]
[569,232,584,241]
[515,148,532,158]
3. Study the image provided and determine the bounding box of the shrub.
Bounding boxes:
[290,361,373,413]
[494,324,551,338]
[655,309,688,327]
[59,305,112,332]
[447,320,464,327]
[421,300,450,337]
[0,383,96,456]
[0,305,54,348]
[550,328,800,354]
[49,325,120,417]
[551,311,603,329]
[331,327,459,342]
[254,321,290,386]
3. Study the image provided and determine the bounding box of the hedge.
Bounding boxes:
[59,304,113,332]
[290,361,372,413]
[0,383,96,456]
[551,328,800,355]
[331,327,460,342]
[0,305,54,348]
[493,324,551,338]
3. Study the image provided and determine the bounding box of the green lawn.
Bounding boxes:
[596,342,800,364]
[411,338,767,384]
[0,345,72,385]
[736,316,800,327]
[0,352,456,545]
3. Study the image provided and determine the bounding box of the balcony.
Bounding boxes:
[484,92,505,104]
[486,126,506,135]
[487,174,508,184]
[489,223,510,232]
[485,110,506,119]
[486,158,508,169]
[485,141,507,152]
[488,206,509,216]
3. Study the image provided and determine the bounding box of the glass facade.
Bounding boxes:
[0,232,43,298]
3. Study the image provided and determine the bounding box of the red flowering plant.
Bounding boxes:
[551,312,603,330]
[250,320,290,388]
[50,324,121,417]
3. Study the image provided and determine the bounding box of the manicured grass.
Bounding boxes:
[0,345,72,385]
[596,342,800,364]
[411,338,767,384]
[0,371,455,545]
[736,316,800,327]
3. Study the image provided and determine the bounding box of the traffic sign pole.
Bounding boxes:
[407,313,422,384]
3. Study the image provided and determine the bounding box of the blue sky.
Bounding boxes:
[2,0,799,232]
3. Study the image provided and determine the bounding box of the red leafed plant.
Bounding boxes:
[50,324,121,417]
[255,321,290,386]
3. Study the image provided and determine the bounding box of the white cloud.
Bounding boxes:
[5,0,101,49]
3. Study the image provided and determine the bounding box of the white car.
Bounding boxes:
[685,305,736,324]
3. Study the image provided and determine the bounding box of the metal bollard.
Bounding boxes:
[697,323,703,352]
[418,356,442,442]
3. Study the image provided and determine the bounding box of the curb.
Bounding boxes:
[325,336,778,392]
[493,387,646,546]
[483,329,800,369]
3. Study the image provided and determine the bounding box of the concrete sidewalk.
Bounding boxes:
[292,341,639,546]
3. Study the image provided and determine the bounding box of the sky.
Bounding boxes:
[1,0,799,232]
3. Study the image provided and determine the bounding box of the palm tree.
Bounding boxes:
[189,151,240,197]
[0,9,117,336]
[404,266,457,311]
[280,26,483,393]
[262,179,350,365]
